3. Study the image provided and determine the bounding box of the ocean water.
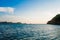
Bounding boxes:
[0,24,60,40]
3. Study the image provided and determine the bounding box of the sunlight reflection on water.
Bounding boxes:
[0,24,60,40]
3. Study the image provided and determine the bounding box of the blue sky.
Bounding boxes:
[0,0,60,24]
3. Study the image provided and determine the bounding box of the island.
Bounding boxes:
[47,14,60,25]
[0,21,26,25]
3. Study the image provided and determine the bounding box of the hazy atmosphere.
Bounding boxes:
[1,0,60,40]
[0,0,60,24]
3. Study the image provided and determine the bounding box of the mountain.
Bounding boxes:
[47,14,60,25]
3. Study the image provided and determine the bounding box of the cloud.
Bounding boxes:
[0,7,14,14]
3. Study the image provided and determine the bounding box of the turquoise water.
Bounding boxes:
[0,24,60,40]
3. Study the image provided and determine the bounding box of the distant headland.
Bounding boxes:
[0,21,27,24]
[47,14,60,25]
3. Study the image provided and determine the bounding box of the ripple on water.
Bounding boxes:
[0,24,60,40]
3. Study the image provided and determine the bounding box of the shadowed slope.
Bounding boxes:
[47,14,60,25]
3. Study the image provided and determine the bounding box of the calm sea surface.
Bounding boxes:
[0,24,60,40]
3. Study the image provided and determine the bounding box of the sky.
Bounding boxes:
[0,0,60,24]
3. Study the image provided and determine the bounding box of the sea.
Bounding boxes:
[0,24,60,40]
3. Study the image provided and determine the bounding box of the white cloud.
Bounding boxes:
[0,7,14,14]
